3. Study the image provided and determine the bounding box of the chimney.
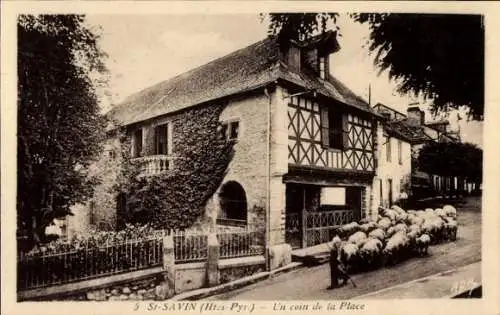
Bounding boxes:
[407,105,425,125]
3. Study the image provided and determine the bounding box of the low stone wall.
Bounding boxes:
[220,263,265,284]
[62,274,165,301]
[20,255,267,301]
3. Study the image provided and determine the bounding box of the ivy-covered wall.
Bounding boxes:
[124,102,235,230]
[67,128,131,235]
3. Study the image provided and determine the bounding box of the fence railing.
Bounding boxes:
[305,209,358,246]
[17,227,264,291]
[217,228,265,259]
[17,237,163,291]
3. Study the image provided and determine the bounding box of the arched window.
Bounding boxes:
[218,181,247,225]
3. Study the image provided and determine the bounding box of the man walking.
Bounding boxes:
[327,237,342,290]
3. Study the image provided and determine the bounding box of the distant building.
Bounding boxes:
[373,103,468,199]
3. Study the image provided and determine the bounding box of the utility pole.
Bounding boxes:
[368,83,371,106]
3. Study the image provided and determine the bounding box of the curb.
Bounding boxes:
[171,262,303,300]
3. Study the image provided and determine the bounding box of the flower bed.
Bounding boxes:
[330,204,458,274]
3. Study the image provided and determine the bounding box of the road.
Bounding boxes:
[209,196,481,300]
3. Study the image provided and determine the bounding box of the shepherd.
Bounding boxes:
[327,236,357,290]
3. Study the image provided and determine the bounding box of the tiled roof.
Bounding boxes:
[107,36,374,127]
[384,119,433,143]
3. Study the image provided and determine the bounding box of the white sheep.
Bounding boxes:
[361,238,383,252]
[359,221,379,234]
[386,223,408,238]
[377,217,392,230]
[337,222,361,237]
[348,231,368,246]
[415,234,431,255]
[359,238,383,266]
[339,242,360,271]
[408,224,421,234]
[434,208,447,219]
[443,205,457,219]
[383,231,409,264]
[368,228,386,241]
[444,220,458,241]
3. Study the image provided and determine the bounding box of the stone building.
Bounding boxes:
[71,31,386,250]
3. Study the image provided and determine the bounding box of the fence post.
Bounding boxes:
[162,232,175,296]
[301,210,307,248]
[206,232,220,287]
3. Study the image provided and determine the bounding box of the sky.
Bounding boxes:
[85,14,483,148]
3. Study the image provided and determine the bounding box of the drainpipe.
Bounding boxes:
[264,86,272,272]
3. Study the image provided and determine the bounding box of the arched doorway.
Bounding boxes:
[218,181,248,226]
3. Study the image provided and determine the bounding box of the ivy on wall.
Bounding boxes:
[124,103,235,230]
[82,122,133,231]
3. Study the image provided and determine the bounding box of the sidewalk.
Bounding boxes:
[353,262,481,299]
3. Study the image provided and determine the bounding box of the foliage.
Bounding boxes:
[417,141,482,180]
[17,15,108,246]
[124,104,235,230]
[265,13,339,48]
[264,13,484,120]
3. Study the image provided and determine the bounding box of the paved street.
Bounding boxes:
[209,196,481,300]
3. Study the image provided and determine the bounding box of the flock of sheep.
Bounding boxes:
[330,205,458,273]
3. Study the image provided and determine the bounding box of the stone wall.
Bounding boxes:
[67,136,128,235]
[205,91,271,231]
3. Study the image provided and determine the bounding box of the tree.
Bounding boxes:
[417,141,483,182]
[265,13,484,120]
[17,15,107,247]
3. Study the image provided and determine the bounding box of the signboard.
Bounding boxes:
[320,187,346,205]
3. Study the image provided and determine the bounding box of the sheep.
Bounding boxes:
[408,224,421,235]
[358,217,371,225]
[359,221,379,234]
[443,205,457,219]
[377,217,392,230]
[443,220,458,241]
[386,223,408,238]
[368,228,386,242]
[421,216,445,243]
[359,238,384,269]
[348,231,368,247]
[434,208,447,219]
[339,242,359,273]
[415,234,431,256]
[337,222,361,238]
[383,231,409,265]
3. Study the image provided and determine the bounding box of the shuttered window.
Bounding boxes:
[321,105,347,150]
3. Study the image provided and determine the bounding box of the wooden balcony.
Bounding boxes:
[132,155,174,176]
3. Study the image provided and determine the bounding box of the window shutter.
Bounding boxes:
[320,106,329,148]
[342,113,349,149]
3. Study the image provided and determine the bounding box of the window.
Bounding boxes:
[229,121,239,140]
[328,109,343,149]
[398,140,402,165]
[386,136,391,162]
[319,56,326,79]
[154,124,168,155]
[133,129,143,157]
[221,121,239,141]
